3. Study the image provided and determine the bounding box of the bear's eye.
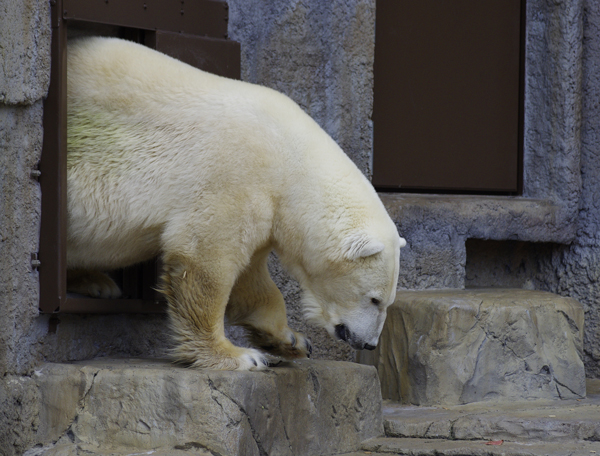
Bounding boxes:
[371,298,381,306]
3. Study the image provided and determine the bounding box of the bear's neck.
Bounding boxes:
[270,128,378,280]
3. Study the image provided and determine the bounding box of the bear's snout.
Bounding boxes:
[335,324,377,350]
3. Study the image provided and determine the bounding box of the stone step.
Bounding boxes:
[27,358,383,456]
[30,437,600,456]
[382,379,600,443]
[358,289,586,406]
[25,443,214,456]
[343,436,600,456]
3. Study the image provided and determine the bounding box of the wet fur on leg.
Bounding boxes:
[159,255,267,370]
[226,249,312,360]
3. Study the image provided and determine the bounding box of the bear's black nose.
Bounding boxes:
[363,343,377,351]
[335,324,349,342]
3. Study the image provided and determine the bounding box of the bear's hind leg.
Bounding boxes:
[67,269,121,298]
[226,250,312,360]
[161,253,267,370]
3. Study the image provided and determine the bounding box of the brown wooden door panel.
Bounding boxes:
[372,0,523,193]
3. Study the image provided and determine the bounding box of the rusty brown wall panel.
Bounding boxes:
[62,0,229,39]
[372,0,523,193]
[39,0,68,313]
[146,31,241,79]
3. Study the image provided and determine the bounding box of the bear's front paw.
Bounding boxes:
[285,330,313,359]
[239,348,269,371]
[174,341,268,371]
[249,328,312,360]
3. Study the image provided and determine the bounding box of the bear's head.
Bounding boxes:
[299,230,406,351]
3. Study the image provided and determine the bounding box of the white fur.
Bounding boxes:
[67,37,407,364]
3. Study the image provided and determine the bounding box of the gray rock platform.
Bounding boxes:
[382,378,600,442]
[352,437,600,456]
[358,289,586,405]
[23,359,600,456]
[27,358,383,456]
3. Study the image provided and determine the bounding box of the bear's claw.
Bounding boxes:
[306,339,313,357]
[240,348,268,371]
[248,328,311,360]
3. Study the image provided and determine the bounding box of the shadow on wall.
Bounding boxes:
[465,239,564,290]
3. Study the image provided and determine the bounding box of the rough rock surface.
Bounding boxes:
[336,379,600,456]
[29,359,383,456]
[353,437,600,456]
[383,379,600,443]
[381,195,575,291]
[358,289,585,405]
[0,0,50,104]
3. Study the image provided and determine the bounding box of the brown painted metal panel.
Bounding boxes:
[39,0,68,313]
[146,31,241,79]
[62,0,229,39]
[372,0,523,193]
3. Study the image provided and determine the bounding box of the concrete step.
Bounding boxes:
[335,379,600,456]
[382,379,600,443]
[25,358,383,456]
[25,443,213,455]
[31,437,600,456]
[347,436,600,456]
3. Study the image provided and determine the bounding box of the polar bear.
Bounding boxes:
[66,37,406,370]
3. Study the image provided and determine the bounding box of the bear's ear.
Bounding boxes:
[343,233,385,260]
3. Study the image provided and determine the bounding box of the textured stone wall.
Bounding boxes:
[0,0,51,104]
[523,0,583,209]
[0,1,50,453]
[543,0,600,377]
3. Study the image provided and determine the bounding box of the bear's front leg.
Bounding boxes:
[161,253,268,370]
[226,249,312,360]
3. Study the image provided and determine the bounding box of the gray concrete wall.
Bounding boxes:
[227,0,375,177]
[1,1,49,453]
[542,0,600,377]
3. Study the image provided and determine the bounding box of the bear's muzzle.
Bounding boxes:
[335,324,377,351]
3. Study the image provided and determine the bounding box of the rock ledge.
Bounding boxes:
[31,358,382,456]
[359,289,585,405]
